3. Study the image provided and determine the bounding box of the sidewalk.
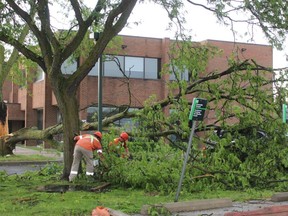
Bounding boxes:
[13,145,63,161]
[0,146,63,174]
[0,145,63,166]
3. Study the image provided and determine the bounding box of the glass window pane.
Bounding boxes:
[87,106,119,123]
[145,58,158,79]
[102,107,118,117]
[89,62,98,76]
[119,108,139,131]
[104,55,124,77]
[183,69,189,81]
[125,57,144,78]
[169,71,177,81]
[87,107,98,122]
[169,66,189,81]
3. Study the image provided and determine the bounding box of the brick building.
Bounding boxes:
[3,35,273,144]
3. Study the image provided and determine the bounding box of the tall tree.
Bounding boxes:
[0,1,36,155]
[186,0,288,50]
[0,0,138,179]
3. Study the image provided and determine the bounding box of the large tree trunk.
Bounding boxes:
[53,87,80,180]
[58,94,80,179]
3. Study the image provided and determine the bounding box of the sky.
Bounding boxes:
[119,1,288,69]
[50,0,287,69]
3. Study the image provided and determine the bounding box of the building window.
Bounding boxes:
[86,106,139,130]
[169,68,189,81]
[37,109,43,130]
[89,55,160,79]
[88,61,100,76]
[87,107,98,122]
[145,58,158,79]
[86,106,118,123]
[104,55,124,77]
[125,56,144,78]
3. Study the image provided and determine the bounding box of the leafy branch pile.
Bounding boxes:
[95,125,288,194]
[93,40,288,192]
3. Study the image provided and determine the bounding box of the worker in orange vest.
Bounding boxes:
[108,132,130,158]
[69,131,103,182]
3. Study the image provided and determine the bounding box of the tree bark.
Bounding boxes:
[53,84,80,180]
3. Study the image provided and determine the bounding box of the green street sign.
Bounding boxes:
[189,98,207,121]
[176,98,208,201]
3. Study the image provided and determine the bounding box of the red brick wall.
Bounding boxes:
[18,88,27,111]
[32,80,45,109]
[43,78,58,128]
[6,103,24,120]
[3,80,13,102]
[120,35,163,57]
[205,40,273,72]
[3,36,274,139]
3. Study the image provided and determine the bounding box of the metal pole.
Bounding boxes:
[98,55,103,132]
[175,120,197,202]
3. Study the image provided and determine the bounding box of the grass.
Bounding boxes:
[16,144,62,154]
[0,162,276,216]
[0,146,277,215]
[0,154,56,162]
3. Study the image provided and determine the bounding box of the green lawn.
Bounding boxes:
[0,162,275,216]
[0,154,56,162]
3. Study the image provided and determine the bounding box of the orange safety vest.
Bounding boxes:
[108,138,128,157]
[74,134,102,152]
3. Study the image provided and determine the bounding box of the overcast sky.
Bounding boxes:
[50,1,287,69]
[119,1,288,69]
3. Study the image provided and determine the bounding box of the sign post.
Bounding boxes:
[175,98,207,202]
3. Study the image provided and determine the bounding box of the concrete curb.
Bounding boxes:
[224,205,288,216]
[108,208,131,216]
[271,192,288,202]
[140,198,233,215]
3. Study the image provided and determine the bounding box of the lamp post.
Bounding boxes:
[94,32,103,132]
[98,54,103,132]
